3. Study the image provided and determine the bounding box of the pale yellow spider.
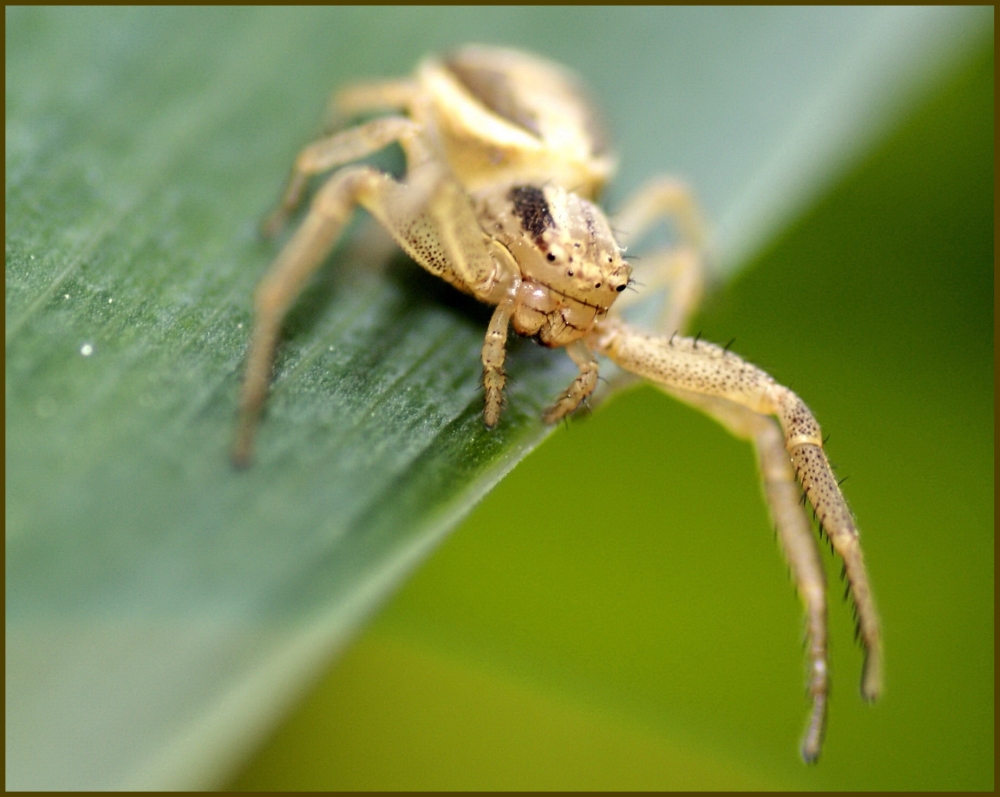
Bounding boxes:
[233,45,881,763]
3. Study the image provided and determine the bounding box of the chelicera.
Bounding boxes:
[233,45,881,763]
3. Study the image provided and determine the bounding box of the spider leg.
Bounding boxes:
[590,320,882,716]
[328,78,419,127]
[542,340,600,423]
[613,177,706,250]
[481,299,515,428]
[262,116,422,237]
[664,387,829,763]
[412,168,525,427]
[235,166,392,466]
[611,177,707,335]
[607,180,880,762]
[236,153,524,462]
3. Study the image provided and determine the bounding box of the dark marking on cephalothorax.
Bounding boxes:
[444,59,542,138]
[510,185,555,239]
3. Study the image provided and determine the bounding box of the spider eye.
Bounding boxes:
[615,284,627,292]
[546,253,556,262]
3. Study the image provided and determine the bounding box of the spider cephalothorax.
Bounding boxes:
[473,183,630,346]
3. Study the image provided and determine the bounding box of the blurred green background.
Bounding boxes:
[232,29,993,792]
[6,7,992,791]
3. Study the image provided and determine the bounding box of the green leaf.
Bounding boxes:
[6,7,991,789]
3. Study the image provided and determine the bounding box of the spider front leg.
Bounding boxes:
[607,182,844,759]
[665,388,830,762]
[590,319,882,757]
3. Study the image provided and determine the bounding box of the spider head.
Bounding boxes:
[481,183,631,315]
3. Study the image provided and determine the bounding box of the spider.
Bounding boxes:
[233,45,881,763]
